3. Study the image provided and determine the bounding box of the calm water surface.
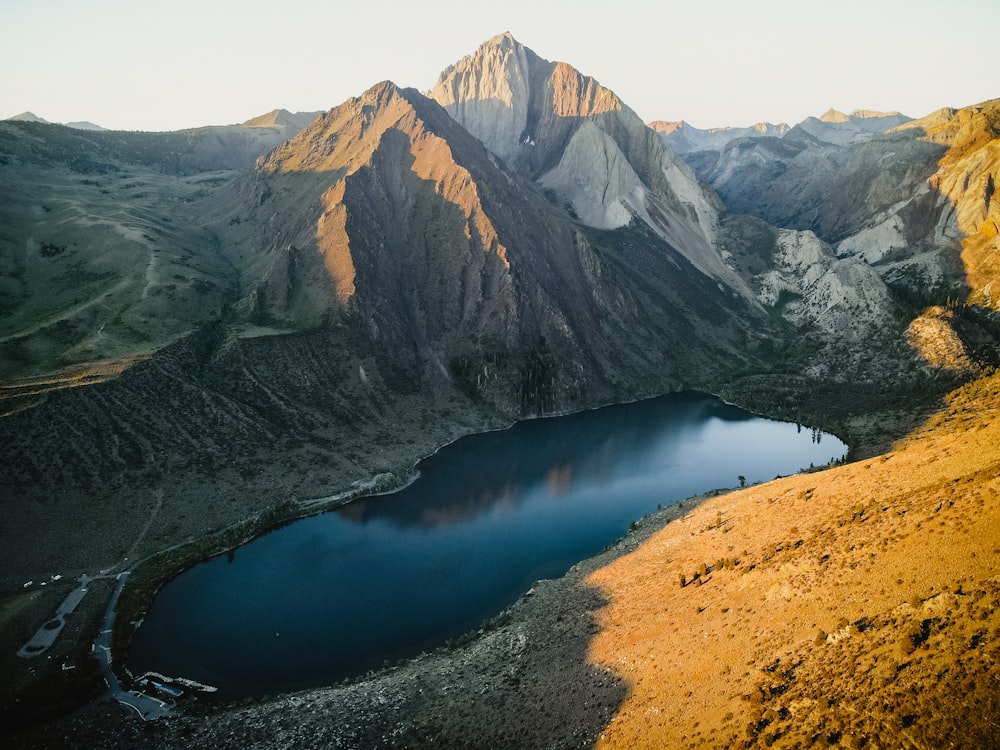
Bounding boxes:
[129,392,845,695]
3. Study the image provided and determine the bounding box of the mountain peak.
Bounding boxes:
[428,36,744,292]
[359,79,402,106]
[484,30,519,48]
[258,80,429,175]
[819,108,850,123]
[428,35,625,172]
[6,111,49,123]
[242,108,294,127]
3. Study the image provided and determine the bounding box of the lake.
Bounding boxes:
[128,392,845,696]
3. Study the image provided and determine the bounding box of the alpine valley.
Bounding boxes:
[2,33,999,749]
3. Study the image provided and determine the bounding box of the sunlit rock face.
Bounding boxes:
[906,306,983,376]
[911,100,1000,308]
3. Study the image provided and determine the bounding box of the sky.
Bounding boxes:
[1,0,997,132]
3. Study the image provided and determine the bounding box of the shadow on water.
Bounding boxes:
[217,575,632,749]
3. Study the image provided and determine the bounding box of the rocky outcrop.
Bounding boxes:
[906,306,983,376]
[757,228,896,341]
[719,215,902,379]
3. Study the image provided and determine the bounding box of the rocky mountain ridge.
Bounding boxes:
[676,96,1000,387]
[650,119,791,155]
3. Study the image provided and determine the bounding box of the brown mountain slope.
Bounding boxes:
[587,371,1000,748]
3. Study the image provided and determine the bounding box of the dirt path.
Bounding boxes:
[123,490,164,563]
[0,277,132,344]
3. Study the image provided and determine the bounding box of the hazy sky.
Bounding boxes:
[2,0,996,132]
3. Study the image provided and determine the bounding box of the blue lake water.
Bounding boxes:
[128,392,845,696]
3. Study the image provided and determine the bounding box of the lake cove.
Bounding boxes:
[128,392,846,696]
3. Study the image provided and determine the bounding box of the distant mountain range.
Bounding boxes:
[650,108,912,155]
[4,108,324,135]
[6,111,108,131]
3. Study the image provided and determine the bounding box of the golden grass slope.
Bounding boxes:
[587,372,1000,749]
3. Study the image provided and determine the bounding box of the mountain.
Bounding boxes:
[679,100,1000,314]
[672,97,1000,389]
[64,121,106,131]
[0,107,326,384]
[789,108,913,146]
[241,108,322,131]
[898,99,1000,309]
[651,110,907,156]
[5,111,49,123]
[426,33,743,292]
[650,119,790,154]
[0,120,240,383]
[218,77,770,411]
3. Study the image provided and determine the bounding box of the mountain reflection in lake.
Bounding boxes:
[128,392,846,696]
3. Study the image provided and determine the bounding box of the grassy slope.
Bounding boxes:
[587,371,1000,749]
[0,161,237,381]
